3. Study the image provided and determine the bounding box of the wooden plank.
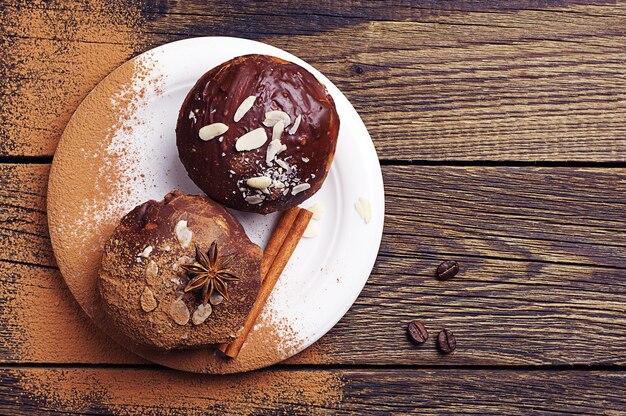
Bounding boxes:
[2,367,626,415]
[2,2,626,160]
[6,0,620,19]
[0,164,55,268]
[1,164,625,365]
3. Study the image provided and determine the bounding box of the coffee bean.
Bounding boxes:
[407,320,428,344]
[437,329,456,354]
[436,260,459,280]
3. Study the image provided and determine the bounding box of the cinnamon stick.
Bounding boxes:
[220,208,313,359]
[260,206,300,280]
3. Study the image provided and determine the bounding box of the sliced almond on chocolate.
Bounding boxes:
[146,260,159,276]
[291,183,311,196]
[246,176,272,190]
[275,159,289,170]
[172,255,193,272]
[140,287,158,312]
[138,245,152,258]
[169,299,190,325]
[174,220,193,248]
[145,260,159,285]
[209,292,224,305]
[199,123,228,141]
[266,139,287,163]
[289,114,302,135]
[192,303,213,325]
[262,110,291,127]
[272,120,284,142]
[245,195,265,205]
[233,95,256,122]
[235,128,267,151]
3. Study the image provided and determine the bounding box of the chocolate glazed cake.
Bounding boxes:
[176,54,340,214]
[97,190,262,351]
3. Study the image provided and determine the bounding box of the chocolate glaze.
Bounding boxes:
[176,54,340,214]
[97,190,262,351]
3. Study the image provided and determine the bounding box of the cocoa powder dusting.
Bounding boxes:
[89,302,311,374]
[0,0,146,156]
[13,367,343,414]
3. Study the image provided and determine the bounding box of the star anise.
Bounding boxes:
[181,241,240,305]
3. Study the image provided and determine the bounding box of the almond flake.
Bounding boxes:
[140,287,158,312]
[266,139,287,163]
[272,120,285,142]
[235,128,267,151]
[174,220,193,248]
[234,95,256,122]
[291,183,311,195]
[301,157,309,163]
[307,203,325,220]
[275,159,289,170]
[355,197,372,224]
[273,180,285,189]
[172,255,193,272]
[245,195,264,204]
[210,292,224,305]
[145,260,159,284]
[199,123,228,141]
[192,303,213,325]
[169,299,190,325]
[247,176,272,190]
[263,110,291,127]
[138,245,152,258]
[303,221,318,238]
[289,114,302,135]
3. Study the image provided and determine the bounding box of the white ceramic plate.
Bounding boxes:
[48,37,384,373]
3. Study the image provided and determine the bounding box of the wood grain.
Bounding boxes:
[2,1,626,160]
[2,367,626,415]
[2,1,626,413]
[1,164,624,365]
[0,164,55,268]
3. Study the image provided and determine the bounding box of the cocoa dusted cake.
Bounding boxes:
[97,190,262,351]
[176,54,340,214]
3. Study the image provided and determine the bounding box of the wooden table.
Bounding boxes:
[2,1,626,414]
